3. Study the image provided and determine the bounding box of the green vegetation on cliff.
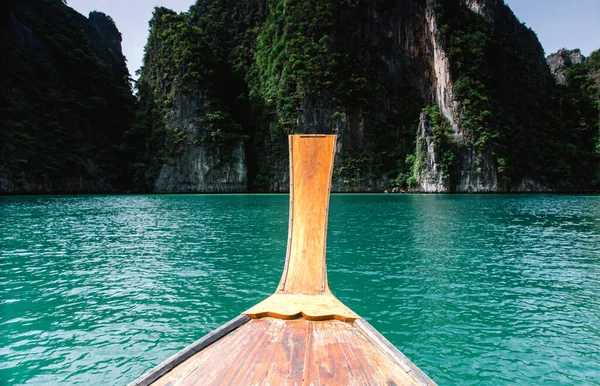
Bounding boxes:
[133,0,426,191]
[564,50,600,145]
[249,0,334,132]
[127,4,256,191]
[437,1,599,190]
[563,49,600,184]
[2,0,598,193]
[247,0,424,189]
[413,106,457,184]
[0,0,135,192]
[438,3,499,149]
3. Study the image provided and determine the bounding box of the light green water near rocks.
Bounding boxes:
[1,194,599,385]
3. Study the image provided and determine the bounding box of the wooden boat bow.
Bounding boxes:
[129,135,436,386]
[245,135,357,322]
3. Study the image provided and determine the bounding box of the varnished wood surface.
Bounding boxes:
[280,135,336,295]
[245,293,358,322]
[128,315,251,386]
[130,135,437,385]
[245,135,357,321]
[151,317,435,386]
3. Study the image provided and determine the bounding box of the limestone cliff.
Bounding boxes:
[547,49,585,86]
[416,1,501,192]
[131,5,254,192]
[0,0,135,194]
[135,0,598,193]
[152,84,247,193]
[414,0,597,192]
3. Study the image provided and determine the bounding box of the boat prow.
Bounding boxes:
[129,135,436,386]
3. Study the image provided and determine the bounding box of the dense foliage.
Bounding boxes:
[247,0,425,189]
[0,0,135,192]
[565,50,600,152]
[437,1,599,190]
[127,3,259,191]
[2,0,598,193]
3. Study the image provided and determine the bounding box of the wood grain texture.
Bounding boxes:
[128,314,250,386]
[281,135,336,295]
[354,318,437,386]
[147,317,436,385]
[245,293,358,322]
[134,135,437,386]
[244,135,359,322]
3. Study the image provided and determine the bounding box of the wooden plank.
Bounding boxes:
[244,293,358,322]
[354,318,437,386]
[351,326,420,386]
[189,319,269,385]
[141,317,435,386]
[224,318,288,385]
[279,135,336,295]
[311,320,356,385]
[235,318,295,385]
[127,314,250,386]
[151,323,243,386]
[302,321,320,385]
[267,318,307,385]
[235,318,309,385]
[329,323,382,385]
[177,318,283,385]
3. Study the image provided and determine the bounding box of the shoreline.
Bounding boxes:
[1,190,600,197]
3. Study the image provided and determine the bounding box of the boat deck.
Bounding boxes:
[129,135,436,386]
[149,316,433,386]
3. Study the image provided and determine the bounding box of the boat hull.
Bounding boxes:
[129,315,435,386]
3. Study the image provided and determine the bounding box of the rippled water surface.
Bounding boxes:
[1,194,599,385]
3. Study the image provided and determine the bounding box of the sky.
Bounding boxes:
[69,0,192,78]
[68,0,600,80]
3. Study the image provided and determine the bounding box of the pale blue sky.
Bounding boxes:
[68,0,599,79]
[69,0,192,78]
[505,0,599,56]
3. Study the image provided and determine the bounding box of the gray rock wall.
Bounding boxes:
[547,49,585,85]
[415,2,499,193]
[414,112,451,193]
[153,85,247,193]
[155,144,247,193]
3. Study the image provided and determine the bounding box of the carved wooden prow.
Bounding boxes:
[245,135,358,322]
[280,134,335,294]
[130,134,438,386]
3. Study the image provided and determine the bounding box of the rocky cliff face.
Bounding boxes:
[131,4,255,193]
[417,1,501,193]
[152,84,247,193]
[0,0,134,194]
[414,112,451,193]
[267,0,438,192]
[546,48,600,186]
[415,0,597,192]
[135,0,598,193]
[547,49,585,86]
[413,0,572,192]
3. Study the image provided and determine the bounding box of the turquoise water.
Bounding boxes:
[1,194,599,385]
